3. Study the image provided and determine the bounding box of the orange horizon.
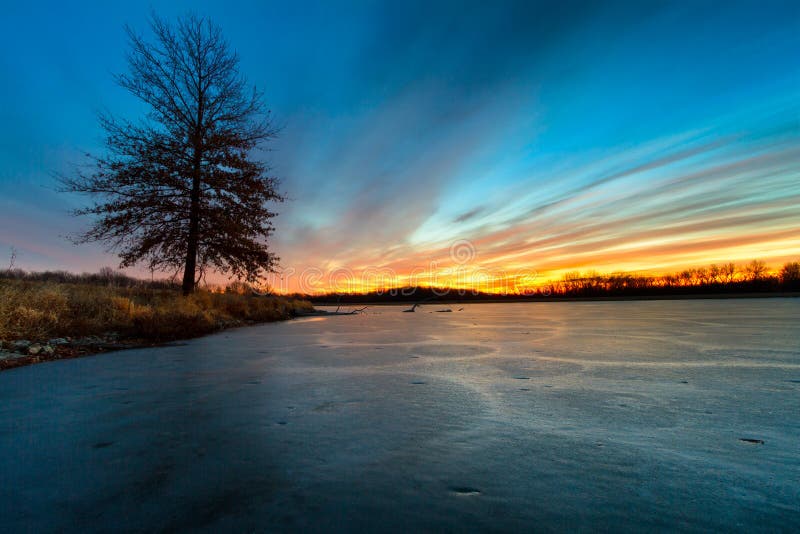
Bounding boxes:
[261,254,799,295]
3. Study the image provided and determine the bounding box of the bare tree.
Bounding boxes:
[708,264,721,284]
[744,260,767,282]
[720,262,737,284]
[5,247,17,273]
[779,261,800,286]
[62,14,283,295]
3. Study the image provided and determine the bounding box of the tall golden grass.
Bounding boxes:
[0,279,313,342]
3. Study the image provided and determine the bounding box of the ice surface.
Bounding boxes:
[1,299,799,531]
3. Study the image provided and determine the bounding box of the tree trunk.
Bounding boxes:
[182,68,205,296]
[182,151,202,295]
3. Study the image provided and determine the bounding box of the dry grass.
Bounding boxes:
[0,279,314,342]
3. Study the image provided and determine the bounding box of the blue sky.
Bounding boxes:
[1,1,798,290]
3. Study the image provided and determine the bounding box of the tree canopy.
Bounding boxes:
[62,14,283,294]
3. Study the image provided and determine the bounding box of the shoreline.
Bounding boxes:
[0,314,305,373]
[0,339,170,372]
[0,280,314,373]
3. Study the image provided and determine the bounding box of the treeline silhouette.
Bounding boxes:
[300,260,800,304]
[3,259,798,301]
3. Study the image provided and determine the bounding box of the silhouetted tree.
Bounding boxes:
[744,260,767,282]
[708,264,721,284]
[779,261,800,289]
[720,262,737,284]
[62,14,282,294]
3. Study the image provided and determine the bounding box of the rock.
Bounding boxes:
[41,345,55,356]
[0,351,27,361]
[48,338,68,346]
[27,344,42,355]
[11,340,31,352]
[72,336,101,347]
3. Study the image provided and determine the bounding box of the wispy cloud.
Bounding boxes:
[0,1,798,289]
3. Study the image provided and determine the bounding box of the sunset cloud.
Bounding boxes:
[1,1,798,291]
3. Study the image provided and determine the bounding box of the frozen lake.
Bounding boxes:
[1,299,799,531]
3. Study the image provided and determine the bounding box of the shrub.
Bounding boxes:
[0,278,313,343]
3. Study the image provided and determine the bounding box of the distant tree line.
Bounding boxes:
[3,259,798,300]
[299,259,800,304]
[541,259,799,298]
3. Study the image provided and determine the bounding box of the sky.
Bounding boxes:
[1,0,799,293]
